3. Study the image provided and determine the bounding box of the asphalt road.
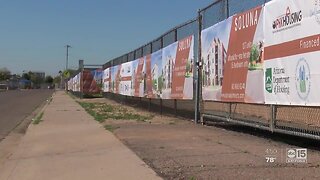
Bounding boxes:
[0,89,54,141]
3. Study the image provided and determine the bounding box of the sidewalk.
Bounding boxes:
[0,91,161,180]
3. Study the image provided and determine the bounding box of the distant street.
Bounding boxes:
[0,89,54,141]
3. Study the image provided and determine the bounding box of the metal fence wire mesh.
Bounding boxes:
[199,0,320,140]
[70,0,320,140]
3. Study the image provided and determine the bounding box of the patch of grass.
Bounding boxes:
[169,121,175,125]
[47,97,53,104]
[67,92,76,99]
[104,125,119,132]
[32,112,44,125]
[77,101,153,123]
[159,146,165,149]
[78,102,104,122]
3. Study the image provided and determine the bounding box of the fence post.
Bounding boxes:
[270,104,276,132]
[80,69,84,99]
[195,9,203,124]
[228,102,232,119]
[160,99,163,115]
[226,0,229,17]
[174,99,177,116]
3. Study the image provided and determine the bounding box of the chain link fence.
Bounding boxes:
[103,18,198,119]
[74,0,320,140]
[199,0,320,140]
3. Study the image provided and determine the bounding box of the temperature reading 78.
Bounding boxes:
[266,157,276,163]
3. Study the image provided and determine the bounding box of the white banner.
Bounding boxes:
[102,68,110,92]
[264,0,320,105]
[119,61,133,96]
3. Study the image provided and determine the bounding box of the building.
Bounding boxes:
[152,64,159,92]
[203,38,227,87]
[162,55,175,89]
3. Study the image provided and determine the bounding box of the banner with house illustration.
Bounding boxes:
[150,50,162,98]
[102,68,110,92]
[161,42,178,99]
[161,35,194,99]
[82,69,103,94]
[132,57,145,97]
[171,35,194,99]
[110,65,120,94]
[118,61,133,96]
[201,6,265,103]
[67,73,81,92]
[264,0,320,105]
[72,73,81,92]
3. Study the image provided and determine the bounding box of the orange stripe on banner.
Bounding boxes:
[121,77,132,81]
[265,34,320,60]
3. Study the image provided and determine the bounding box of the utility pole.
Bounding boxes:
[65,45,71,70]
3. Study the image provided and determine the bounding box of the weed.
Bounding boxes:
[77,101,153,123]
[47,97,53,104]
[104,125,119,132]
[33,112,44,125]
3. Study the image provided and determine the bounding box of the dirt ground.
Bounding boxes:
[81,98,320,180]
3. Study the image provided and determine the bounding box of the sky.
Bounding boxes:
[0,0,214,77]
[201,16,232,58]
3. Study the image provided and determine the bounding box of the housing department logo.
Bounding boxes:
[313,0,320,24]
[295,58,311,101]
[265,68,272,93]
[272,7,302,32]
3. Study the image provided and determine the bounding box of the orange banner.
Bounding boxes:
[145,54,153,97]
[264,34,320,60]
[221,6,263,102]
[134,58,144,97]
[171,36,193,99]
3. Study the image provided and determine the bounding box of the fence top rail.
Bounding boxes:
[104,17,197,67]
[199,0,224,13]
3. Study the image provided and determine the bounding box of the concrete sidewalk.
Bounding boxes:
[0,91,161,180]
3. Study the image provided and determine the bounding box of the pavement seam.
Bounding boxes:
[8,146,114,161]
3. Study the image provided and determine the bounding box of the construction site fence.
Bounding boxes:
[68,0,320,140]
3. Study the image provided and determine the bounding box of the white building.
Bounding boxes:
[162,55,175,89]
[203,38,226,87]
[152,64,159,92]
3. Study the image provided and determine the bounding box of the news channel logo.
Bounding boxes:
[286,148,307,163]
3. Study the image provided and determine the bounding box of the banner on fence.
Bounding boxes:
[103,68,110,92]
[103,35,194,99]
[201,6,265,103]
[150,50,162,98]
[72,73,81,92]
[132,57,145,97]
[110,65,121,94]
[161,35,194,99]
[119,61,133,96]
[82,69,103,94]
[264,0,320,105]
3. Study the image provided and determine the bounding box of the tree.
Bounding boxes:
[0,68,11,81]
[45,76,54,84]
[53,75,61,84]
[22,73,31,80]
